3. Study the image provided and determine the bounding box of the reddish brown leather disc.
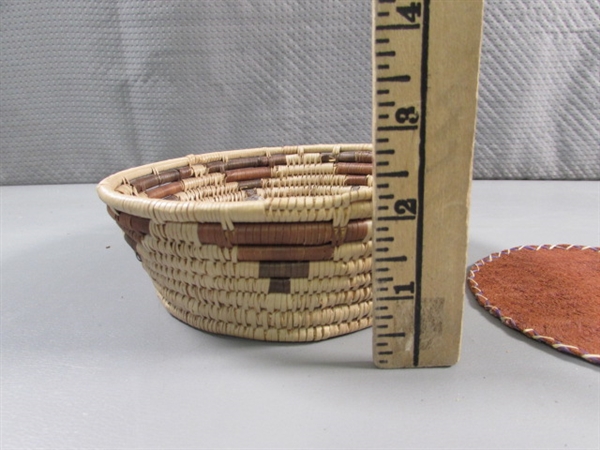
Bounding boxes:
[468,245,600,365]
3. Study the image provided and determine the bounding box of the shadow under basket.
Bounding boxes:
[97,144,375,342]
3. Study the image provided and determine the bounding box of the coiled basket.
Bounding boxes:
[97,144,374,342]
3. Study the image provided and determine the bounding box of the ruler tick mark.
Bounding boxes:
[378,114,389,119]
[376,161,389,167]
[377,75,411,83]
[378,194,394,199]
[378,332,406,338]
[378,64,390,70]
[377,90,390,95]
[376,51,396,57]
[378,101,395,107]
[376,277,393,283]
[376,38,390,44]
[377,125,418,131]
[379,296,414,301]
[376,171,409,178]
[376,149,395,155]
[378,215,416,221]
[376,23,420,30]
[376,256,407,262]
[377,183,389,189]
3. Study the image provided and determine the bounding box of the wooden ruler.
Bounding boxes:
[372,0,484,368]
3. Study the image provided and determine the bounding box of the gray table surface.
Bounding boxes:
[1,180,599,450]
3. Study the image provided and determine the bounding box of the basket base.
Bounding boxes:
[156,290,372,342]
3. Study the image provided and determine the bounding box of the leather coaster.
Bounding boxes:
[468,245,599,365]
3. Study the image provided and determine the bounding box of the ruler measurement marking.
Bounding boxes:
[373,0,430,368]
[376,170,409,178]
[378,332,406,338]
[375,255,407,262]
[377,125,418,131]
[376,23,420,31]
[377,216,416,221]
[376,277,393,282]
[410,0,430,367]
[377,75,411,83]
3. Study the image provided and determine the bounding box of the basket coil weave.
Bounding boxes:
[97,144,374,342]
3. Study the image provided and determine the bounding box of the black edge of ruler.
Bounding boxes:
[413,0,430,367]
[373,0,430,368]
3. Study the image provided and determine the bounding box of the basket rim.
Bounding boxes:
[97,143,373,226]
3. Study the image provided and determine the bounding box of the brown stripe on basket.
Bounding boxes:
[238,245,334,262]
[259,262,310,278]
[336,162,372,176]
[129,166,193,193]
[205,151,374,175]
[110,210,150,235]
[337,151,373,163]
[225,166,272,183]
[237,179,264,190]
[268,278,291,294]
[197,220,370,247]
[108,207,148,248]
[345,175,370,186]
[206,154,288,173]
[145,181,185,199]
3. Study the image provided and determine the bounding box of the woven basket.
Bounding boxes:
[97,144,374,342]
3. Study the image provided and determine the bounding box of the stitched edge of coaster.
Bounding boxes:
[467,244,600,365]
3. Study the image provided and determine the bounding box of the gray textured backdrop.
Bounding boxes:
[1,0,598,185]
